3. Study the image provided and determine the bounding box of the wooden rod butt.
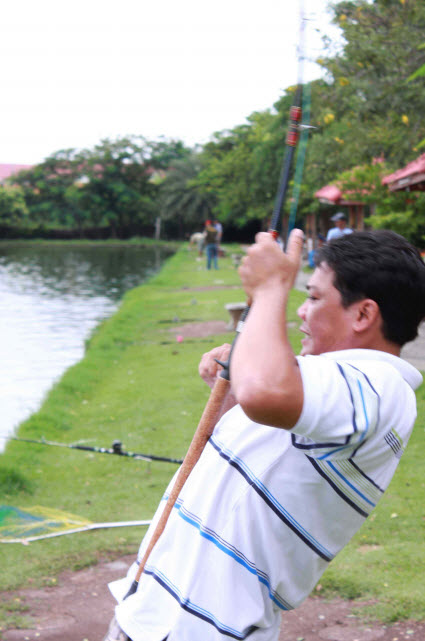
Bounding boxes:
[133,376,230,585]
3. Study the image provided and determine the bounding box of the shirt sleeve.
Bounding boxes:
[326,228,341,241]
[290,355,380,460]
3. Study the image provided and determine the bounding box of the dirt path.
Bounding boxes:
[2,554,424,641]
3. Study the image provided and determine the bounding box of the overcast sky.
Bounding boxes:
[0,0,340,166]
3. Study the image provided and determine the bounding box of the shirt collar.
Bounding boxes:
[320,348,423,391]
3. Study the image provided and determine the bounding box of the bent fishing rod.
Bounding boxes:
[124,11,310,601]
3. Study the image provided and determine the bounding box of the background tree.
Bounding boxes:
[70,137,159,237]
[0,185,29,231]
[195,96,295,231]
[13,150,82,231]
[311,0,425,168]
[295,0,425,246]
[12,137,193,238]
[147,138,194,239]
[330,158,425,246]
[159,153,216,238]
[147,138,193,169]
[9,0,425,244]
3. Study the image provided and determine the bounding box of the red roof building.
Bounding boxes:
[314,183,366,208]
[314,184,343,204]
[313,182,366,236]
[0,163,32,184]
[382,153,425,192]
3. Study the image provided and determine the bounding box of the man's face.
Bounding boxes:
[335,219,346,229]
[297,262,357,356]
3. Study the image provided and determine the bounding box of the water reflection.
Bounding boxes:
[0,243,165,300]
[0,242,172,450]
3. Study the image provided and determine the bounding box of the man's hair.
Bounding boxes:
[315,230,425,346]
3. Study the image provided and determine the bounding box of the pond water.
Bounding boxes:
[0,242,173,451]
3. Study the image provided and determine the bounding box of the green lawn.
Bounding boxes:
[0,242,424,632]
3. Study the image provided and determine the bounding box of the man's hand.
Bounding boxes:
[230,228,304,429]
[238,229,304,301]
[199,343,232,389]
[199,343,238,417]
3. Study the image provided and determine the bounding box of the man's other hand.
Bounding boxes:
[199,343,232,389]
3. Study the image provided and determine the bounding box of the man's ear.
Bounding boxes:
[352,299,381,333]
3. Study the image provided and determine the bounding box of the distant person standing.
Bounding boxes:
[326,212,353,241]
[204,220,219,270]
[308,233,326,268]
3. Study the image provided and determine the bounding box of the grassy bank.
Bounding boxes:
[0,244,424,630]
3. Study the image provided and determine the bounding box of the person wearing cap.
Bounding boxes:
[326,212,353,242]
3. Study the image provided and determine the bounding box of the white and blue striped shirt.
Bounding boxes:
[109,349,421,641]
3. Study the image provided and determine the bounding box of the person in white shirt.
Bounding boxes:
[189,231,205,256]
[326,212,353,241]
[105,229,425,641]
[214,219,223,243]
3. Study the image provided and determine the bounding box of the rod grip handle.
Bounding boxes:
[134,376,230,584]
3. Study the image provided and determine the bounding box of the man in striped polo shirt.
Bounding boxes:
[107,229,425,641]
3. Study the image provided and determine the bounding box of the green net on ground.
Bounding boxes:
[0,505,150,543]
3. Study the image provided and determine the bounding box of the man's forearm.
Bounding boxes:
[230,287,303,429]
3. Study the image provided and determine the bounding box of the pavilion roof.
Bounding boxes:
[314,183,365,206]
[382,153,425,191]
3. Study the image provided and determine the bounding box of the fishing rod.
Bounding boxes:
[123,4,311,605]
[269,1,311,241]
[1,435,183,465]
